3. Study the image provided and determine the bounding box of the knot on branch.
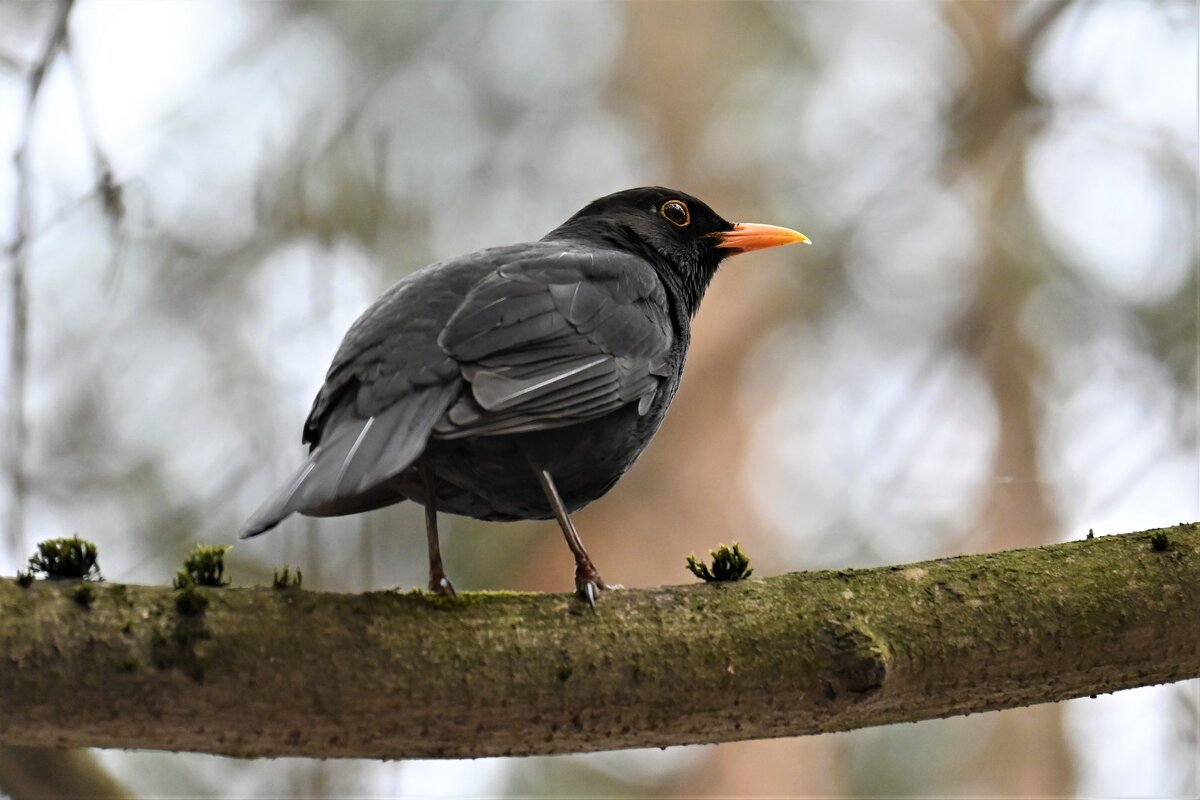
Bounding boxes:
[821,623,889,701]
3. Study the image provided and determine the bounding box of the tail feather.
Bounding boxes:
[239,459,319,539]
[239,384,457,538]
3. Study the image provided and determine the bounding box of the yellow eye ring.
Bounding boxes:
[659,200,690,227]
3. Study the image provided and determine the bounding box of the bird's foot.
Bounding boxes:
[574,568,615,611]
[429,574,457,597]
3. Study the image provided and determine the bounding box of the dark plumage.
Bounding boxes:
[240,187,807,604]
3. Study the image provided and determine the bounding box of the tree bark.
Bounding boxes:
[0,524,1196,760]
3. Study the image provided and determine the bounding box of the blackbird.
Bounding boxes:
[240,187,807,605]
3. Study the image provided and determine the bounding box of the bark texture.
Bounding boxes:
[0,524,1196,760]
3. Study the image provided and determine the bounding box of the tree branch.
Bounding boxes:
[1,524,1196,759]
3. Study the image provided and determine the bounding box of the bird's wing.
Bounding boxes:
[240,253,485,538]
[433,247,674,439]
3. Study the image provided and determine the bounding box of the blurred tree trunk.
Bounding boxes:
[948,1,1075,794]
[0,748,132,800]
[572,4,837,792]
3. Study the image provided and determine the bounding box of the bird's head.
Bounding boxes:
[546,186,809,316]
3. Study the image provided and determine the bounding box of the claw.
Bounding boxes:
[575,570,612,612]
[430,575,456,597]
[578,579,598,611]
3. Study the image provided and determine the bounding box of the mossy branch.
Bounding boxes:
[0,524,1197,760]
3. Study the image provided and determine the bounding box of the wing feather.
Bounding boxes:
[435,248,673,439]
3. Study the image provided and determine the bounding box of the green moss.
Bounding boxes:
[153,575,215,681]
[272,566,302,590]
[176,544,231,588]
[73,583,96,608]
[173,580,209,616]
[150,618,210,681]
[149,631,169,668]
[686,542,754,582]
[415,590,464,609]
[405,588,531,609]
[27,536,102,580]
[1150,531,1170,552]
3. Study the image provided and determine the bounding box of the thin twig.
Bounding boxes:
[61,45,126,285]
[1014,0,1072,61]
[0,50,23,74]
[5,0,75,559]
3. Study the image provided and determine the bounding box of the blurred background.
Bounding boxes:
[0,0,1196,797]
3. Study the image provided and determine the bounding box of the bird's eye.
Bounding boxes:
[659,200,690,228]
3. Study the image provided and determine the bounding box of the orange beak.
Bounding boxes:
[713,222,810,253]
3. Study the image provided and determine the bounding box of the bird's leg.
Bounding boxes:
[534,467,607,609]
[421,465,455,597]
